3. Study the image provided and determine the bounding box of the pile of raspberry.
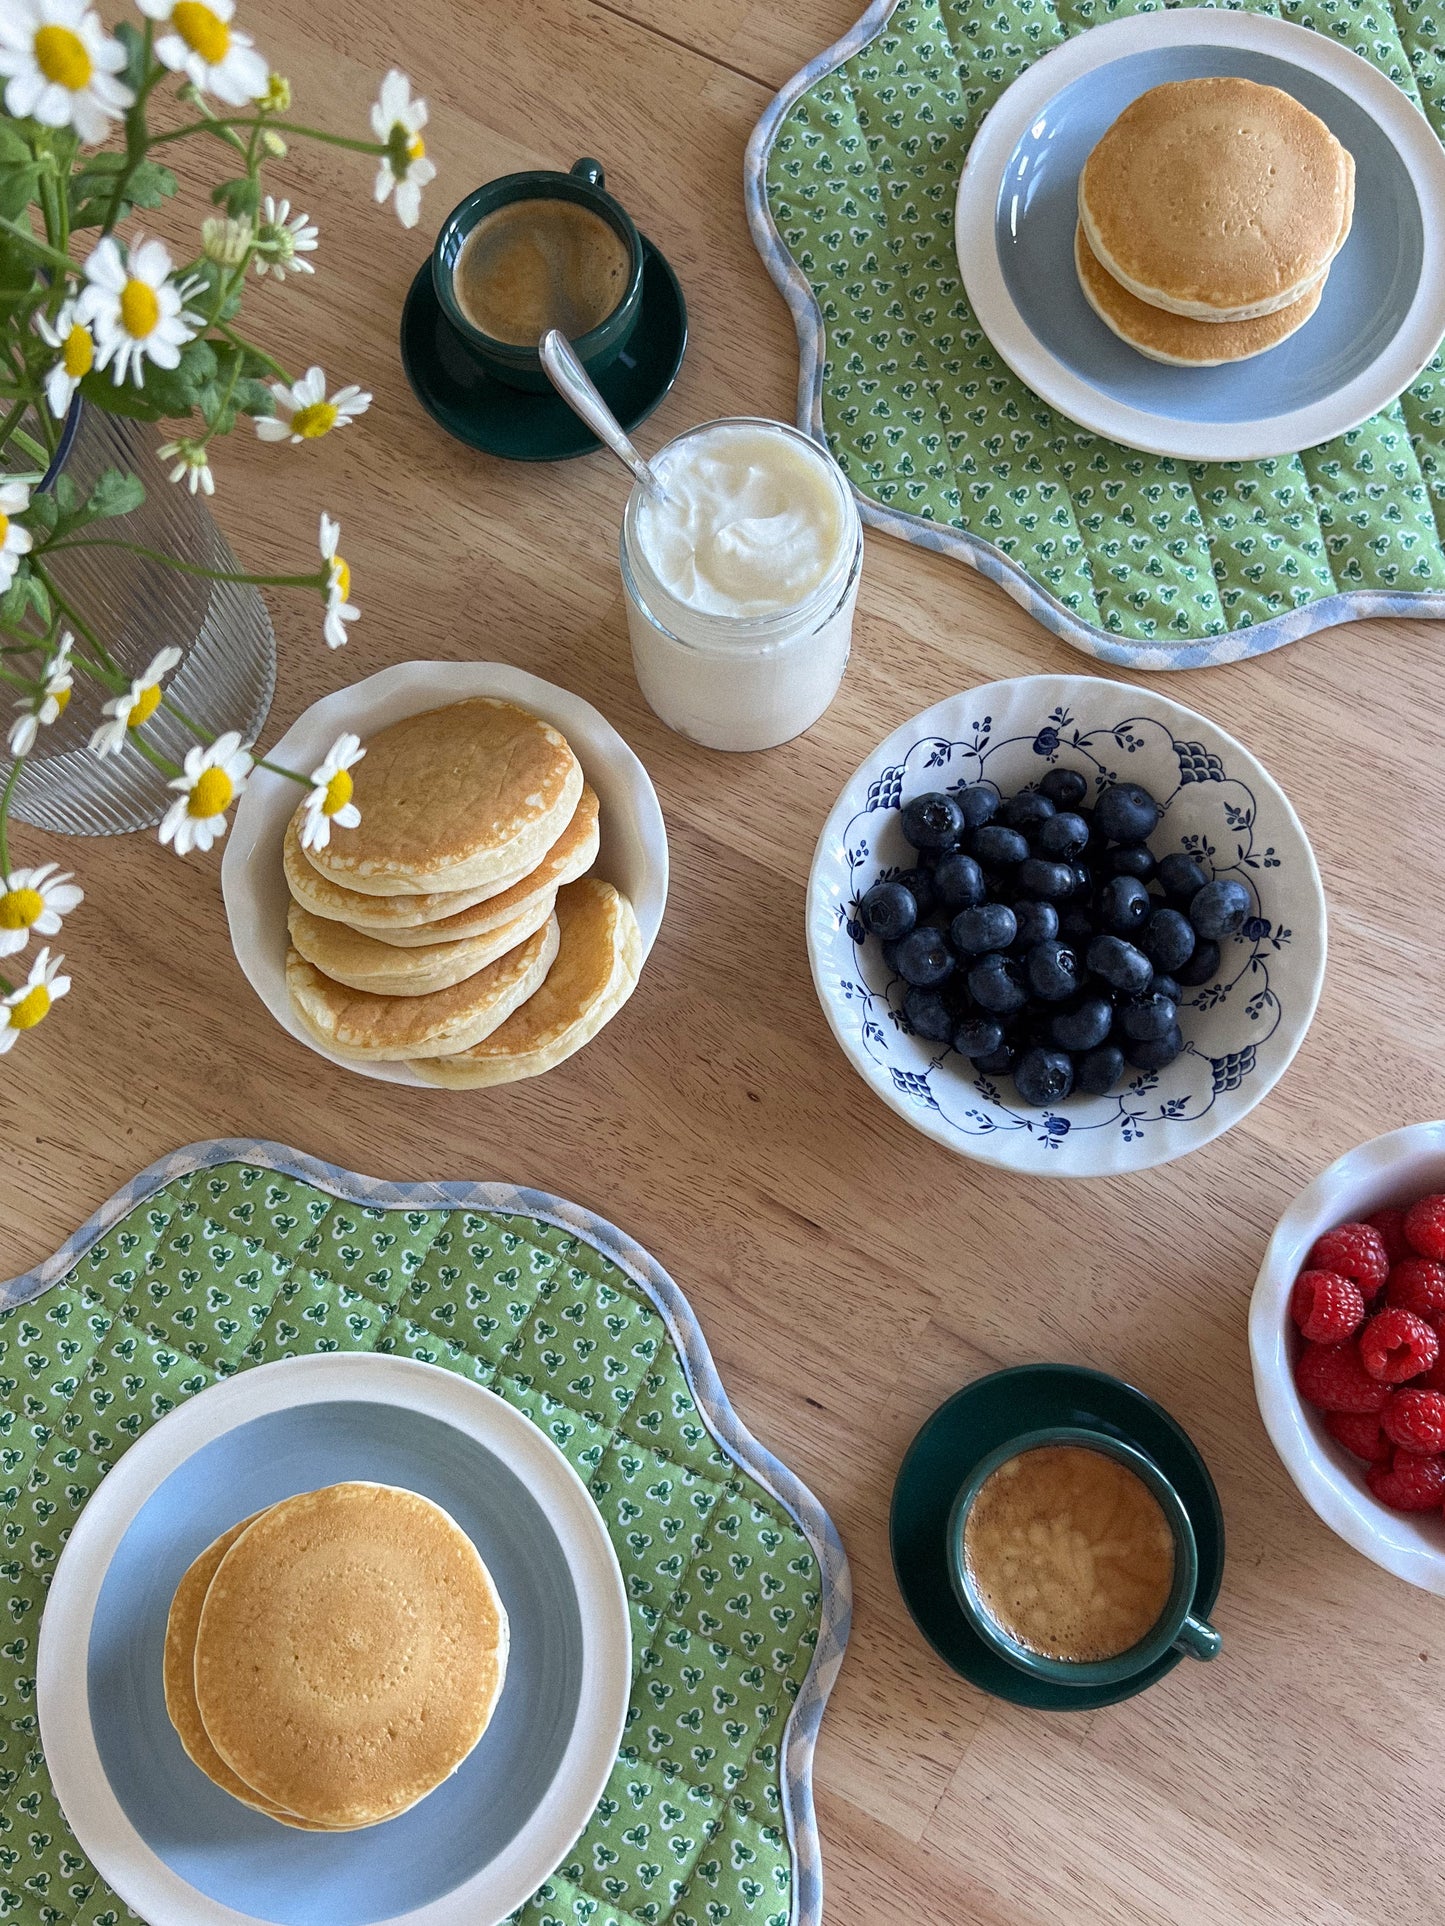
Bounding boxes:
[1292,1193,1445,1512]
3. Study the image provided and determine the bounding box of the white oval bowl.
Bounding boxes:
[1249,1122,1445,1594]
[806,673,1326,1177]
[221,662,668,1087]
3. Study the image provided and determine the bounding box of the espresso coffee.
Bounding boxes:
[453,198,631,345]
[963,1445,1175,1663]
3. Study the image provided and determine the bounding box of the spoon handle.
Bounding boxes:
[540,329,668,500]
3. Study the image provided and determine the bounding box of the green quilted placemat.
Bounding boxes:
[749,0,1445,666]
[0,1144,848,1926]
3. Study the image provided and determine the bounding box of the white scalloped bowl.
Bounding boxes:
[806,674,1327,1177]
[1249,1123,1445,1594]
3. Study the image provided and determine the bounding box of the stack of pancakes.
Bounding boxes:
[284,697,642,1084]
[163,1482,509,1830]
[1075,77,1355,366]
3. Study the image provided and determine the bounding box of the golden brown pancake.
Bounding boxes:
[286,894,556,998]
[1079,77,1354,320]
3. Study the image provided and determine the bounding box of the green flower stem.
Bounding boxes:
[29,566,122,679]
[102,23,160,238]
[212,321,289,383]
[0,755,21,875]
[0,396,32,460]
[127,731,182,780]
[0,216,77,279]
[150,118,385,156]
[44,538,325,592]
[155,694,306,786]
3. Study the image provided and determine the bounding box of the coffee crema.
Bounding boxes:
[963,1444,1175,1663]
[453,198,631,345]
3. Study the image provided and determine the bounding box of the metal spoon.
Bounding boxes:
[539,328,670,502]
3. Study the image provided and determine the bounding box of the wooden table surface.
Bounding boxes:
[5,1,1444,1920]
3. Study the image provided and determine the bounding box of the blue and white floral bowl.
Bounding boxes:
[806,675,1327,1178]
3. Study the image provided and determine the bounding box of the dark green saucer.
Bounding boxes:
[890,1364,1225,1710]
[399,235,687,461]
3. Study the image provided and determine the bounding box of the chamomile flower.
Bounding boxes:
[0,0,132,144]
[136,0,267,104]
[0,948,70,1053]
[78,236,205,389]
[0,863,83,958]
[0,479,33,594]
[370,69,435,228]
[157,436,215,496]
[200,213,252,268]
[253,197,317,281]
[158,731,252,856]
[254,366,370,444]
[299,733,364,852]
[8,632,72,757]
[318,513,358,649]
[255,70,289,112]
[35,299,95,419]
[89,646,183,756]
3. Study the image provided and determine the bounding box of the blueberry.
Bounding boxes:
[1094,782,1162,844]
[1176,937,1221,987]
[1037,811,1090,858]
[954,1015,1004,1058]
[1121,992,1179,1041]
[904,986,954,1043]
[1099,874,1151,934]
[1150,973,1182,1005]
[1059,906,1097,945]
[972,824,1030,868]
[895,867,938,918]
[1108,843,1156,882]
[892,926,954,988]
[1085,934,1154,996]
[900,791,965,851]
[1075,1043,1126,1096]
[1010,899,1059,948]
[859,880,917,942]
[1124,1025,1184,1071]
[1018,857,1076,900]
[1050,996,1114,1052]
[1157,852,1208,904]
[1026,939,1080,1002]
[1039,767,1088,809]
[1014,1047,1074,1107]
[1189,877,1251,940]
[956,782,1001,830]
[968,953,1028,1014]
[933,851,986,911]
[998,790,1056,831]
[972,1040,1018,1075]
[952,902,1018,955]
[1140,906,1196,973]
[881,939,902,975]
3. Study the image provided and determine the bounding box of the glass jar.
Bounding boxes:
[619,417,863,752]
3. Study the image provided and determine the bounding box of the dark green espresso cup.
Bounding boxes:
[946,1425,1221,1691]
[432,158,645,392]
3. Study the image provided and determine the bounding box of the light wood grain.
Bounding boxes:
[5,1,1445,1920]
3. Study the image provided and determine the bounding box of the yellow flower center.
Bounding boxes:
[62,323,93,378]
[290,400,338,439]
[0,888,44,931]
[34,24,92,90]
[7,984,51,1031]
[322,768,353,816]
[129,683,162,727]
[0,514,8,545]
[119,278,161,340]
[331,556,351,602]
[53,685,70,716]
[188,767,233,818]
[407,134,426,161]
[172,0,230,63]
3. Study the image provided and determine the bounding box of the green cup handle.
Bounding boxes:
[1174,1613,1221,1662]
[571,158,605,189]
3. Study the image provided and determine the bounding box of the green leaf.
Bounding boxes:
[50,474,76,519]
[234,377,274,418]
[87,470,146,521]
[0,166,42,223]
[122,160,178,211]
[0,567,50,628]
[0,124,33,166]
[77,370,165,422]
[70,155,179,229]
[211,175,260,220]
[114,20,150,93]
[22,493,58,537]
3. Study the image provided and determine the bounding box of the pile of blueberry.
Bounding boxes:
[857,770,1251,1107]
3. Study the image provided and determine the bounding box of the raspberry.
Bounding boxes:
[1368,1207,1412,1264]
[1295,1341,1391,1414]
[1359,1307,1439,1382]
[1289,1269,1365,1343]
[1307,1223,1390,1300]
[1323,1411,1391,1463]
[1365,1449,1445,1512]
[1404,1194,1445,1261]
[1385,1257,1445,1317]
[1382,1388,1445,1453]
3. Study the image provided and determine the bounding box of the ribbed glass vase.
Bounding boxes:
[7,404,276,835]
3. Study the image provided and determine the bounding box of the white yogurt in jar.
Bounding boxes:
[620,417,862,751]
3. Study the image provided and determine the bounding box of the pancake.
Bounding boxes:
[284,786,600,945]
[286,912,559,1060]
[1079,77,1354,321]
[1074,221,1324,364]
[304,699,583,897]
[193,1483,509,1830]
[413,878,641,1088]
[287,893,556,997]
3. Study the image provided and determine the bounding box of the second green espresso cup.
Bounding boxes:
[432,158,645,392]
[946,1425,1221,1690]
